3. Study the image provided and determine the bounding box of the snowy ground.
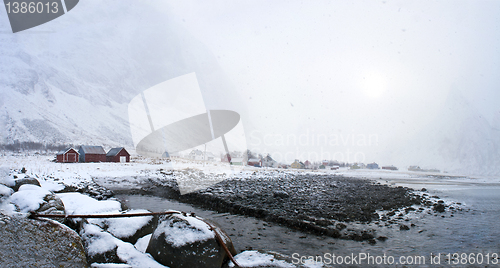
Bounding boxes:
[1,153,497,192]
[1,152,498,267]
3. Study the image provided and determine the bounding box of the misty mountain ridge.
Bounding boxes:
[1,1,499,177]
[0,1,243,149]
[391,88,500,176]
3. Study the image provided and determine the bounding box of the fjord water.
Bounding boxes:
[116,177,500,266]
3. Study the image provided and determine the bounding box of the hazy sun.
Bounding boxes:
[361,73,388,98]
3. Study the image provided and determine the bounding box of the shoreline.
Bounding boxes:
[111,172,461,244]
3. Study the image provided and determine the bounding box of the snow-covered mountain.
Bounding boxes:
[0,1,245,148]
[390,89,500,176]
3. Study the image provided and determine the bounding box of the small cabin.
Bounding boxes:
[56,148,79,163]
[367,163,380,169]
[290,159,305,169]
[106,147,130,163]
[247,158,262,167]
[79,145,106,163]
[230,157,244,165]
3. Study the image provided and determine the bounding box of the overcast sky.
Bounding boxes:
[3,0,498,169]
[155,0,500,166]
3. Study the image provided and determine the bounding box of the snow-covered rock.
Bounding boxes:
[12,176,41,191]
[8,184,57,213]
[0,167,15,187]
[0,213,88,267]
[147,213,236,268]
[0,184,13,199]
[58,192,122,215]
[80,222,166,268]
[89,209,156,244]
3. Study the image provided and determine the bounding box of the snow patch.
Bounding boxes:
[81,223,167,268]
[134,234,152,253]
[0,167,15,187]
[89,209,153,239]
[229,250,295,267]
[0,184,13,197]
[58,192,121,215]
[91,264,132,268]
[8,184,51,213]
[153,214,214,247]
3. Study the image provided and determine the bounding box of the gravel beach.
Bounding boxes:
[132,171,433,242]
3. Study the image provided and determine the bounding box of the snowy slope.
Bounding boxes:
[390,89,500,176]
[0,0,245,147]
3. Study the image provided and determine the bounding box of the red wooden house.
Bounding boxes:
[56,148,79,163]
[79,146,106,162]
[106,147,130,163]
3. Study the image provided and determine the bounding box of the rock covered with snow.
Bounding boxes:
[0,167,15,187]
[8,184,65,218]
[147,213,236,268]
[58,192,122,215]
[0,183,13,199]
[80,222,166,267]
[12,176,41,191]
[89,209,156,244]
[0,213,88,267]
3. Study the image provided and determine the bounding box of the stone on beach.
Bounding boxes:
[147,213,236,268]
[0,212,88,267]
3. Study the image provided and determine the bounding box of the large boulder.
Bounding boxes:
[146,213,236,268]
[0,213,88,267]
[12,176,41,191]
[80,222,166,267]
[80,222,124,264]
[8,184,66,220]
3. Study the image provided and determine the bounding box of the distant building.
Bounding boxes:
[79,146,106,162]
[205,152,215,161]
[331,165,340,170]
[290,159,305,169]
[304,160,312,169]
[350,163,362,169]
[322,160,329,167]
[247,158,262,167]
[367,163,380,169]
[262,155,277,168]
[319,164,326,169]
[382,165,398,170]
[230,157,244,165]
[106,147,130,163]
[189,149,204,161]
[56,148,79,163]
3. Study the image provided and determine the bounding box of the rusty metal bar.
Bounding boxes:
[30,210,181,219]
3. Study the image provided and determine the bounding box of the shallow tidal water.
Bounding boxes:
[115,177,500,267]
